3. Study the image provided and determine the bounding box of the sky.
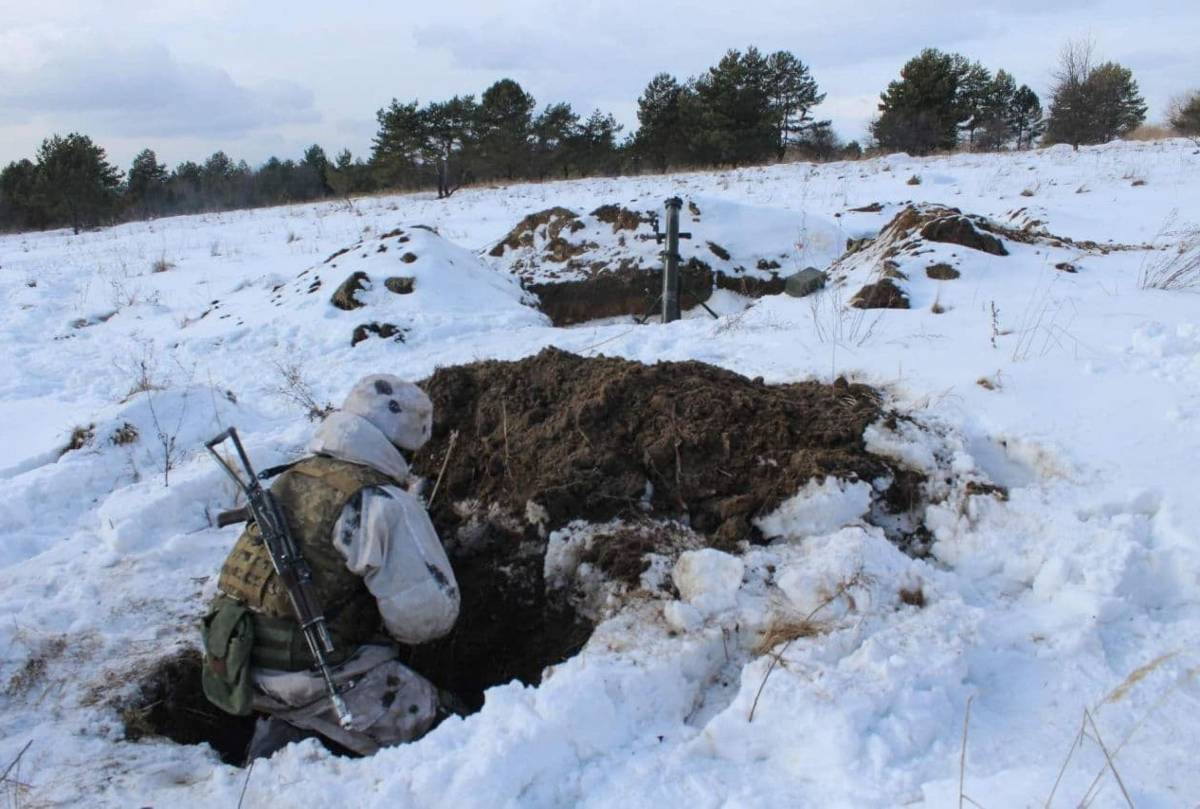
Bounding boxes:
[1,0,1197,170]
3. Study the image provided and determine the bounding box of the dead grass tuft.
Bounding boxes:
[61,424,95,455]
[752,617,821,656]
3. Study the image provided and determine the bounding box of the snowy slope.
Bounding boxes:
[1,138,1199,808]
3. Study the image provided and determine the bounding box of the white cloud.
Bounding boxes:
[0,30,319,138]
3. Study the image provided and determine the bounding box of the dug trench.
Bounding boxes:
[120,348,928,764]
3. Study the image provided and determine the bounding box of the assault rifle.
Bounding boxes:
[205,427,354,729]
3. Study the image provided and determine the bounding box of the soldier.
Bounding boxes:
[202,374,460,760]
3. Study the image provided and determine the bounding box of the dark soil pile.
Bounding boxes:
[919,215,1008,256]
[402,349,917,710]
[591,205,644,231]
[851,279,911,309]
[331,271,369,310]
[866,205,1010,259]
[413,348,907,544]
[489,207,583,256]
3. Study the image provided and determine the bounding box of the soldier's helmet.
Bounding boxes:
[342,374,433,451]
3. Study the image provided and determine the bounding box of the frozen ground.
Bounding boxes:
[1,138,1198,807]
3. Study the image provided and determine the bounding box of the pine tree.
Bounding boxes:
[871,49,966,155]
[372,99,426,186]
[1045,41,1144,147]
[1009,86,1046,150]
[35,133,122,233]
[954,57,993,148]
[635,73,687,171]
[0,159,46,230]
[302,144,331,195]
[423,95,477,196]
[1086,62,1147,141]
[573,109,623,176]
[1169,91,1200,142]
[533,102,580,179]
[690,47,777,166]
[766,51,826,158]
[974,70,1017,151]
[127,149,169,216]
[476,79,536,181]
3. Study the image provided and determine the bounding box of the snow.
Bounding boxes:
[2,137,1200,807]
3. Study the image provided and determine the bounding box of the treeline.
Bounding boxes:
[368,46,834,195]
[0,41,1175,234]
[870,42,1150,155]
[0,136,346,234]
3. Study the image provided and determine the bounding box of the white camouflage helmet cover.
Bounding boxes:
[341,374,433,451]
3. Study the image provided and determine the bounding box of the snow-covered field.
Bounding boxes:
[2,139,1199,807]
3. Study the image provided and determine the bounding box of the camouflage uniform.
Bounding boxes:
[210,375,459,758]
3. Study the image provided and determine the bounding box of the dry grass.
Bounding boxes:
[109,422,139,446]
[151,256,175,273]
[1125,123,1175,141]
[60,425,94,456]
[752,616,821,657]
[1140,223,1200,291]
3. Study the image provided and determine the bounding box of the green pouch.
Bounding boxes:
[200,598,256,716]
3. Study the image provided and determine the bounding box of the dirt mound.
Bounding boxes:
[591,205,644,231]
[486,204,796,324]
[489,207,583,257]
[920,215,1007,256]
[331,271,369,310]
[871,205,1009,258]
[925,263,960,280]
[851,279,910,309]
[413,348,910,543]
[400,349,919,709]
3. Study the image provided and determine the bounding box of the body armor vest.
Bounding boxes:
[216,456,396,671]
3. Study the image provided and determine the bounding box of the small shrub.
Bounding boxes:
[151,256,174,273]
[906,174,921,186]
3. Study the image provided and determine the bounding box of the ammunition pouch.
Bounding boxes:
[200,597,256,716]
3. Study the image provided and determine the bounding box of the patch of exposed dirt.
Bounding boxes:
[385,276,415,294]
[591,205,644,232]
[926,263,960,280]
[119,648,256,766]
[851,279,910,309]
[401,350,922,711]
[707,242,731,261]
[529,259,713,326]
[490,208,581,256]
[413,348,914,544]
[331,271,370,310]
[351,322,407,346]
[920,216,1007,256]
[715,271,785,296]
